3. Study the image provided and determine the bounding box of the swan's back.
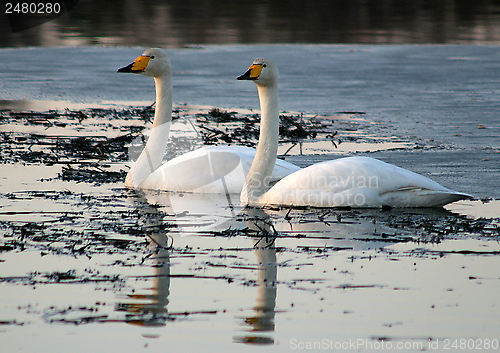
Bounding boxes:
[260,156,471,208]
[139,145,301,193]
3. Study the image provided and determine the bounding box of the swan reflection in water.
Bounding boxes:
[115,191,172,327]
[117,189,461,341]
[233,207,278,345]
[117,190,279,337]
[116,189,248,329]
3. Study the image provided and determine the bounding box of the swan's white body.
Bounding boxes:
[258,156,471,207]
[118,49,300,193]
[237,58,472,208]
[137,145,297,193]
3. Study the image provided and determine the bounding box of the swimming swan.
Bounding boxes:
[237,58,472,208]
[118,49,300,193]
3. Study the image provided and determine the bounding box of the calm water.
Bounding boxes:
[1,99,499,352]
[2,2,500,350]
[3,0,500,47]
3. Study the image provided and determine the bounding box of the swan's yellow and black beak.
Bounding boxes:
[237,64,264,80]
[118,55,151,73]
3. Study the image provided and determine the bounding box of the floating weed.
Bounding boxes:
[1,104,499,332]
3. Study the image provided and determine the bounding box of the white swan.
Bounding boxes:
[118,49,300,193]
[237,58,472,208]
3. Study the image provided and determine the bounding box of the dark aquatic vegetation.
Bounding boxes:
[1,103,499,351]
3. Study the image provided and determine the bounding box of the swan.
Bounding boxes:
[237,58,473,208]
[117,48,300,193]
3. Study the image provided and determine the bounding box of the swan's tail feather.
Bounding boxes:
[381,188,473,208]
[435,191,474,206]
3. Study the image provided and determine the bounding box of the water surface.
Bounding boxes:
[1,99,499,352]
[1,44,500,352]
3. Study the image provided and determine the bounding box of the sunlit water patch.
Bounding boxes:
[445,199,500,219]
[1,101,499,352]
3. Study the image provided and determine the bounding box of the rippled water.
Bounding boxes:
[1,17,500,350]
[1,99,499,352]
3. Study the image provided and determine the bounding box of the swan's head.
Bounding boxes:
[118,48,171,78]
[237,58,278,86]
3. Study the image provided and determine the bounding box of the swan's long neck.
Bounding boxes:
[241,83,280,205]
[125,75,173,188]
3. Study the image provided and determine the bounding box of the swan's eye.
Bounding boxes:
[150,56,155,59]
[263,64,267,67]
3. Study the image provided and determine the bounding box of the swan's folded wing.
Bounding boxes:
[139,145,301,193]
[260,156,472,207]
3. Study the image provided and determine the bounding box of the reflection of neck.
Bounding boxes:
[150,233,171,311]
[249,209,277,330]
[125,75,173,188]
[254,245,277,328]
[241,83,279,205]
